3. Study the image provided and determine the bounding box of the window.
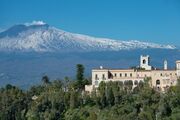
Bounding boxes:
[157,87,160,91]
[102,74,105,80]
[130,73,132,77]
[125,73,127,77]
[120,73,122,77]
[143,59,146,64]
[95,74,98,80]
[114,73,117,77]
[156,80,160,85]
[160,73,163,76]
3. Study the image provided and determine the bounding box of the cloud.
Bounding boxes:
[25,20,46,26]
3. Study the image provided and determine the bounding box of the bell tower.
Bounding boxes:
[140,55,152,70]
[176,60,180,77]
[164,60,167,70]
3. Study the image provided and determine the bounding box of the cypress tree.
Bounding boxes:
[76,64,85,90]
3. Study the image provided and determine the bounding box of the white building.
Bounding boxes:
[85,55,180,93]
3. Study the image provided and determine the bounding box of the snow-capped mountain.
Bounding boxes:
[0,21,179,88]
[0,22,176,52]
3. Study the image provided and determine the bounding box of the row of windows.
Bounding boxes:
[114,73,133,77]
[94,80,142,86]
[95,74,106,80]
[160,73,176,76]
[95,72,177,80]
[114,72,176,77]
[95,73,133,80]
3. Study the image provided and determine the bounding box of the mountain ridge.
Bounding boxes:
[0,22,177,52]
[0,22,179,87]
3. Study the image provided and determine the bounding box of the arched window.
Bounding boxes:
[125,73,127,77]
[120,73,122,77]
[143,59,146,64]
[156,80,160,85]
[95,74,98,80]
[130,73,132,77]
[102,74,105,80]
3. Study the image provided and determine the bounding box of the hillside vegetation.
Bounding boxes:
[0,64,180,120]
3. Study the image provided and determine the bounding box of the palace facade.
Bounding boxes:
[85,55,180,92]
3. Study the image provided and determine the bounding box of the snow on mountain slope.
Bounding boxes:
[0,22,176,52]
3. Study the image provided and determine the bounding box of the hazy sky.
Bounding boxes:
[0,0,180,45]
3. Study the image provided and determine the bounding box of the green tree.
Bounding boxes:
[138,111,153,120]
[106,83,115,106]
[70,91,77,109]
[88,112,97,120]
[75,64,85,90]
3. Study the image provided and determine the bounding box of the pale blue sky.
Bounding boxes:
[0,0,180,45]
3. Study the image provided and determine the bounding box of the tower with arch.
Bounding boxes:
[140,55,152,70]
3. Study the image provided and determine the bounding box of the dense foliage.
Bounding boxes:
[0,64,180,120]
